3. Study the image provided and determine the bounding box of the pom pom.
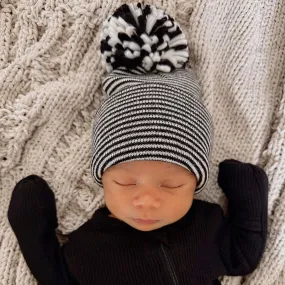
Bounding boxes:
[100,3,189,73]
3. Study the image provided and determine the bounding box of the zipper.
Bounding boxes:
[160,244,180,285]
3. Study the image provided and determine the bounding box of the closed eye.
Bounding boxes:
[114,181,183,188]
[114,181,135,187]
[162,185,183,189]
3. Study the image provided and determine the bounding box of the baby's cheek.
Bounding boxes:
[167,200,193,223]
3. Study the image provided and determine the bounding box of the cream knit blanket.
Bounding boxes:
[1,0,285,284]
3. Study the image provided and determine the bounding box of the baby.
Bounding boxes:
[7,3,268,285]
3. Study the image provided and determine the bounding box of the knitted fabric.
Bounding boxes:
[0,1,285,285]
[92,68,213,192]
[91,3,213,192]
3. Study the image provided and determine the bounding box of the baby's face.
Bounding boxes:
[102,160,197,232]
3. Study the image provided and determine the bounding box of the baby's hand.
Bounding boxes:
[217,159,268,200]
[8,175,58,234]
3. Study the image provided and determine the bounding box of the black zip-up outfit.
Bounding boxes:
[7,159,269,285]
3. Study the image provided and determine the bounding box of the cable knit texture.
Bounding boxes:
[0,0,284,284]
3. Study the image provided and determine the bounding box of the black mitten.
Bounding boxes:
[218,159,268,198]
[217,159,269,218]
[8,174,58,235]
[217,160,269,275]
[8,175,74,285]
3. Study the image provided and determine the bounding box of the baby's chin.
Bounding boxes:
[122,217,178,232]
[109,210,184,231]
[127,220,166,231]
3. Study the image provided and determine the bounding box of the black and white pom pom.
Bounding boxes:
[100,3,189,73]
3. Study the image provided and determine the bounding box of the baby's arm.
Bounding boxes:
[217,159,268,276]
[7,175,78,285]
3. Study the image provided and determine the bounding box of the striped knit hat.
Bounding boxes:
[91,3,213,193]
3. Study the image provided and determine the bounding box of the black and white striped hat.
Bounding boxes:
[91,3,213,193]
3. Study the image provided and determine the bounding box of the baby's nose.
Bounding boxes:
[133,191,161,209]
